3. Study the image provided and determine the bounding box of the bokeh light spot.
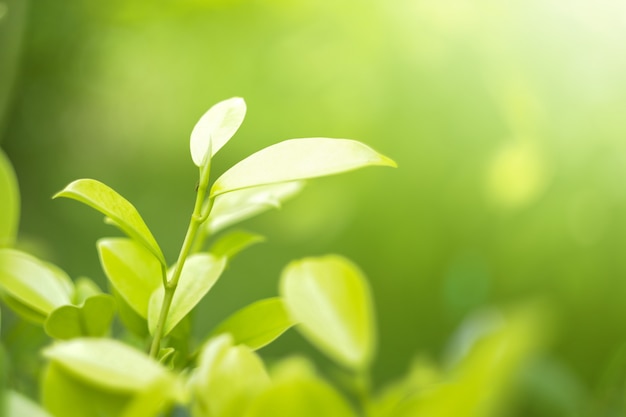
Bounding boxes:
[486,140,549,209]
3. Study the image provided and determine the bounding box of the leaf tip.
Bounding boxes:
[379,154,398,168]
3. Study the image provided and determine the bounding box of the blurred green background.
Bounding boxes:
[2,0,626,415]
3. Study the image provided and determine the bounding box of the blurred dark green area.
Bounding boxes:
[2,0,626,414]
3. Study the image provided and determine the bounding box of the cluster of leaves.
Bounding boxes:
[0,98,541,417]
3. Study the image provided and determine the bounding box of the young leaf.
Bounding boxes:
[210,297,294,350]
[71,277,103,305]
[190,97,246,166]
[148,254,227,336]
[44,305,82,340]
[44,294,116,340]
[0,149,19,247]
[190,334,270,417]
[0,249,72,316]
[43,338,172,393]
[54,179,165,265]
[280,255,376,370]
[210,138,396,197]
[0,293,48,323]
[209,230,265,261]
[246,356,356,417]
[98,238,162,318]
[206,181,304,233]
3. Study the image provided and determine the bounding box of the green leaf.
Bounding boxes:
[54,179,165,265]
[43,338,172,393]
[367,357,442,417]
[0,293,48,323]
[112,288,149,338]
[98,238,162,318]
[5,390,53,417]
[120,376,184,417]
[392,307,543,417]
[42,363,132,417]
[210,138,396,197]
[189,334,270,417]
[0,249,72,316]
[148,254,227,336]
[190,97,246,166]
[0,149,19,247]
[71,277,103,305]
[44,294,116,340]
[210,297,294,350]
[246,357,356,417]
[280,255,376,370]
[209,230,265,261]
[206,181,304,233]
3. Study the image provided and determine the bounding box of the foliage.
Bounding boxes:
[0,98,542,416]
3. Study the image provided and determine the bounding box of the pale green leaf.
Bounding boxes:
[44,294,115,340]
[80,295,115,337]
[246,356,356,417]
[42,363,132,417]
[210,138,396,197]
[44,305,81,340]
[190,334,270,417]
[98,238,162,318]
[54,179,165,265]
[190,97,246,166]
[210,297,294,350]
[71,277,102,305]
[43,338,171,393]
[0,249,72,316]
[209,230,265,261]
[43,260,75,298]
[206,181,304,233]
[0,149,19,247]
[148,254,227,336]
[0,293,47,323]
[5,390,53,417]
[280,255,376,370]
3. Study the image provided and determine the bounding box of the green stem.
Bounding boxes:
[149,163,212,358]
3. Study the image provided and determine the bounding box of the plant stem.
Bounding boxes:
[149,163,212,358]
